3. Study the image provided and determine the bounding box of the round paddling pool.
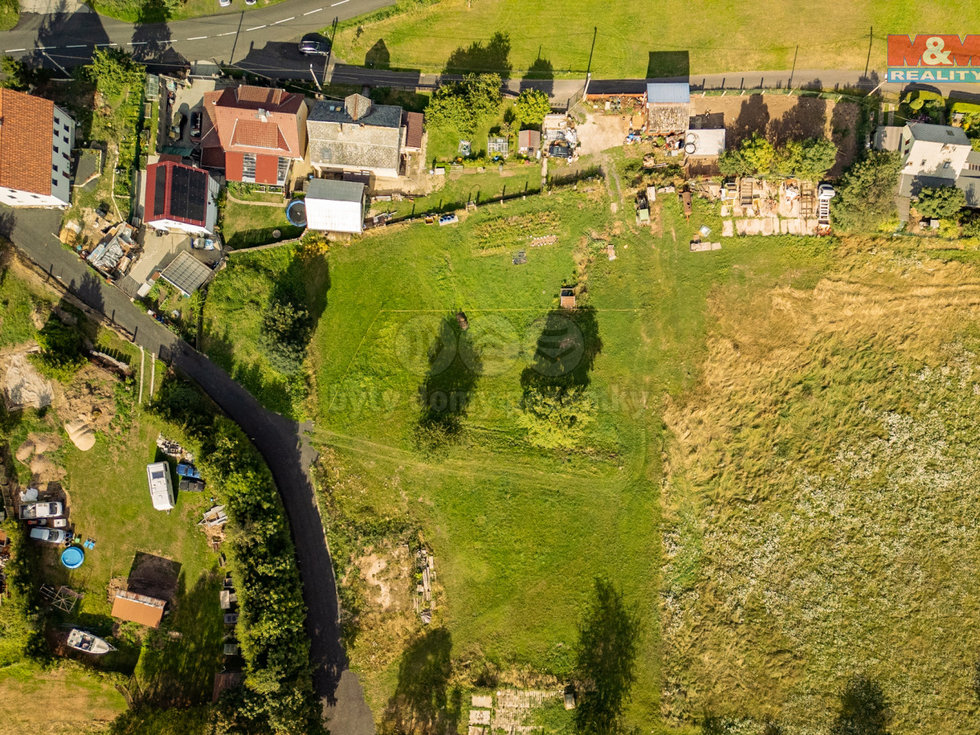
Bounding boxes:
[61,546,84,569]
[286,199,307,227]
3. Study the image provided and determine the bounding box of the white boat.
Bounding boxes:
[66,628,115,654]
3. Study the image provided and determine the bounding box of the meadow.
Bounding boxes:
[0,261,223,724]
[333,1,980,78]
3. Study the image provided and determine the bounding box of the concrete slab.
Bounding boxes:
[722,220,734,237]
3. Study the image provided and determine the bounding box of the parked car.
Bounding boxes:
[299,33,331,56]
[30,527,66,544]
[218,0,231,7]
[169,112,186,141]
[20,501,63,519]
[190,110,202,140]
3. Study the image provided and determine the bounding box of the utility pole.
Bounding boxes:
[309,64,322,91]
[583,26,597,100]
[229,11,245,66]
[321,16,339,91]
[789,44,798,88]
[40,49,70,79]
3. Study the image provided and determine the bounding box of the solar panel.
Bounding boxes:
[153,166,167,218]
[168,165,208,223]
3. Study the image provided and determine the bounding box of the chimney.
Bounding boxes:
[257,108,268,122]
[345,94,372,122]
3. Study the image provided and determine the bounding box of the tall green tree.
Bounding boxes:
[831,152,902,232]
[426,73,501,136]
[778,137,837,178]
[512,88,551,130]
[914,185,967,220]
[574,578,641,735]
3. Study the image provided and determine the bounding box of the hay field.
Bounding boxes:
[661,247,980,733]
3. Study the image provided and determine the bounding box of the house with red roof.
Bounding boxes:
[0,88,76,208]
[144,158,219,236]
[199,85,307,187]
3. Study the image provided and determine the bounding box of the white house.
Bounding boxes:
[896,122,980,214]
[146,462,175,511]
[305,179,366,234]
[0,88,75,208]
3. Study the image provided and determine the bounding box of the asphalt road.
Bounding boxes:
[0,0,393,79]
[2,207,373,735]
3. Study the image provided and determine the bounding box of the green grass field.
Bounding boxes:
[0,262,223,714]
[220,198,304,250]
[334,0,980,77]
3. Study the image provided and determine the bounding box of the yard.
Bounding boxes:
[332,1,978,78]
[219,196,304,250]
[0,258,224,720]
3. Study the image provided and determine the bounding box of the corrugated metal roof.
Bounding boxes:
[646,82,690,104]
[307,178,365,203]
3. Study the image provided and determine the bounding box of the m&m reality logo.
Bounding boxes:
[888,35,980,82]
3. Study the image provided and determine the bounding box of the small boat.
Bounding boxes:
[66,628,115,655]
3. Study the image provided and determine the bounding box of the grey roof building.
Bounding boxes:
[307,94,407,178]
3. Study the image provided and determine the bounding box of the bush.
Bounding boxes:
[721,134,837,179]
[831,152,902,233]
[511,88,551,130]
[426,73,502,136]
[914,185,967,220]
[260,300,311,375]
[30,318,86,382]
[518,384,595,450]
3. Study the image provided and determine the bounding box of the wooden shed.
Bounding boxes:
[560,287,576,309]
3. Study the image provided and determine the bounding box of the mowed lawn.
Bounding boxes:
[306,170,836,726]
[334,0,980,77]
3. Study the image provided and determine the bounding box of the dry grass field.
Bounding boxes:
[661,245,980,733]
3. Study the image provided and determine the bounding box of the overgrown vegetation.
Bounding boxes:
[29,315,86,382]
[719,133,837,179]
[831,152,901,232]
[425,72,502,137]
[152,379,322,734]
[912,185,967,220]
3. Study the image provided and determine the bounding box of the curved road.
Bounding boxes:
[3,209,373,735]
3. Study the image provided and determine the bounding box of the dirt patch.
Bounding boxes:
[59,364,117,435]
[578,112,632,156]
[691,93,859,175]
[356,544,412,614]
[127,552,182,605]
[2,348,54,410]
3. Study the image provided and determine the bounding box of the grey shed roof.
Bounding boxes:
[647,82,690,104]
[899,172,980,210]
[307,178,365,202]
[906,122,970,146]
[160,251,212,296]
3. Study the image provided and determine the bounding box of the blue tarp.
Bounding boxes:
[176,463,202,479]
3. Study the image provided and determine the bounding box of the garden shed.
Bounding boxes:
[111,589,166,628]
[305,179,366,234]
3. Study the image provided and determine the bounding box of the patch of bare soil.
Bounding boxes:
[1,348,53,410]
[349,543,416,670]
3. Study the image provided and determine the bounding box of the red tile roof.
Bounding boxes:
[202,85,304,158]
[0,89,54,195]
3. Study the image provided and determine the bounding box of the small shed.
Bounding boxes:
[518,129,541,157]
[160,251,213,297]
[647,82,691,134]
[146,461,175,511]
[559,286,576,309]
[305,179,366,234]
[111,589,166,628]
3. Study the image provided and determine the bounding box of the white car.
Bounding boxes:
[817,184,836,200]
[20,501,63,519]
[218,0,231,7]
[30,527,66,544]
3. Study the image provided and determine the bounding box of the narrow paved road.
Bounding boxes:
[0,0,393,79]
[2,208,373,735]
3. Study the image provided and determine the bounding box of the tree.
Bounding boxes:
[831,152,902,232]
[425,73,501,136]
[831,676,890,735]
[260,299,311,374]
[518,384,594,450]
[719,133,776,177]
[914,185,967,220]
[512,88,551,130]
[0,55,29,91]
[778,137,837,178]
[574,578,641,735]
[84,48,144,100]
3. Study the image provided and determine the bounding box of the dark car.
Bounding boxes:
[169,112,186,141]
[299,33,331,56]
[190,110,202,140]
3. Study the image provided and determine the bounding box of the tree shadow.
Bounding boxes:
[646,50,690,80]
[729,94,771,148]
[381,627,462,735]
[74,270,106,317]
[130,0,184,66]
[829,100,857,178]
[365,38,390,70]
[831,675,891,735]
[766,95,828,146]
[26,0,110,74]
[134,569,224,706]
[519,306,602,393]
[444,31,511,77]
[520,53,554,97]
[417,312,483,443]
